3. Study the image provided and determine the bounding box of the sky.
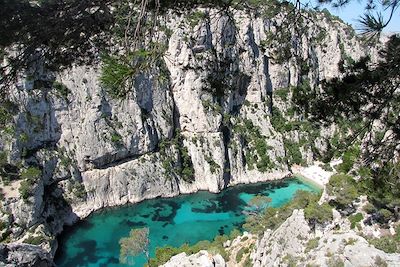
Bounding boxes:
[312,0,400,33]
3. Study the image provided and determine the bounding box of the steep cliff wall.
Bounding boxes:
[0,6,374,264]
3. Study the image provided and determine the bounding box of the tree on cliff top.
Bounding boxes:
[317,0,400,38]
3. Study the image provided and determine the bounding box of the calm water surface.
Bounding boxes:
[55,178,318,267]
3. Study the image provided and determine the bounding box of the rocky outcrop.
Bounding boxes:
[0,243,53,267]
[160,250,225,267]
[252,210,400,267]
[252,209,311,267]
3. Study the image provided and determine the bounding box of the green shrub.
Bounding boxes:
[147,234,229,267]
[274,87,290,101]
[283,254,298,267]
[320,163,333,172]
[187,11,206,28]
[304,202,333,225]
[0,151,7,166]
[315,29,327,43]
[284,140,305,166]
[326,174,358,208]
[344,238,357,246]
[111,133,122,144]
[305,237,320,252]
[53,81,71,99]
[24,235,46,245]
[0,105,13,126]
[292,80,315,116]
[348,213,363,229]
[244,190,321,234]
[72,182,86,199]
[205,156,220,174]
[327,256,344,267]
[20,167,41,180]
[336,146,360,173]
[357,162,400,220]
[19,167,41,200]
[0,221,7,231]
[159,132,195,182]
[369,236,398,253]
[270,108,288,133]
[19,133,29,143]
[100,54,137,98]
[19,179,35,200]
[235,246,249,262]
[378,209,393,223]
[362,202,376,214]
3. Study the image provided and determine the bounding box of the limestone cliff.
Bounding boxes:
[0,5,376,266]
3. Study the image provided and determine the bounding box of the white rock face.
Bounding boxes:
[70,8,371,217]
[253,209,311,267]
[252,210,400,267]
[161,250,225,267]
[55,66,174,171]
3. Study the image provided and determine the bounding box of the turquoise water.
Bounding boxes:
[55,178,318,267]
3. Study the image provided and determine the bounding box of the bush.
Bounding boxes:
[20,167,41,180]
[320,163,333,172]
[305,237,320,252]
[284,140,305,166]
[336,146,360,173]
[53,81,71,99]
[72,182,86,199]
[19,167,41,200]
[326,174,358,209]
[100,53,137,98]
[369,236,398,253]
[235,247,249,262]
[348,213,363,229]
[292,80,315,116]
[274,87,290,101]
[187,10,206,28]
[363,203,376,214]
[147,234,229,267]
[378,209,393,224]
[0,105,13,127]
[24,235,46,245]
[205,156,220,174]
[19,179,35,200]
[159,132,195,183]
[111,133,122,144]
[304,202,333,225]
[244,190,322,234]
[327,256,344,267]
[270,108,288,133]
[357,162,400,220]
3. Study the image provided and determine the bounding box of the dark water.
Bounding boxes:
[55,178,318,267]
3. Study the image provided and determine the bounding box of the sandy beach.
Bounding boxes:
[291,160,340,188]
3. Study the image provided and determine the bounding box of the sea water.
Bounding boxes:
[55,178,318,267]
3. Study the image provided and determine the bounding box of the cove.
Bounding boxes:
[55,178,319,267]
